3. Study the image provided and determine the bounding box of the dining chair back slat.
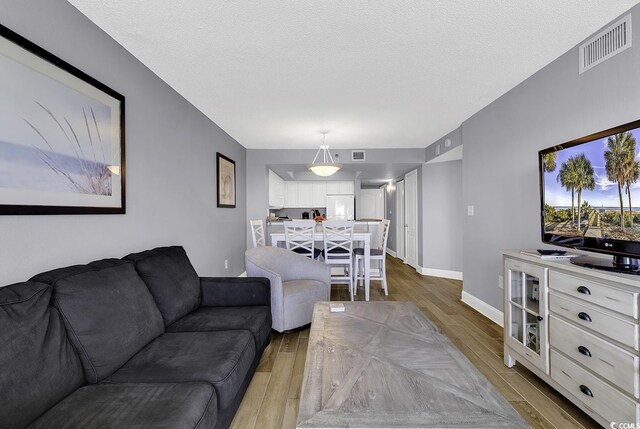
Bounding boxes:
[284,220,317,259]
[250,219,266,247]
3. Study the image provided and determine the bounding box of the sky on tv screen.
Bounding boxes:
[544,128,640,208]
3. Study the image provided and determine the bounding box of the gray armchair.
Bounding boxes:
[245,246,330,332]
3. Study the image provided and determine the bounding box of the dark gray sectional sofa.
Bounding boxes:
[0,246,271,429]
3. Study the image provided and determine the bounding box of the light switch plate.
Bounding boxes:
[467,205,474,216]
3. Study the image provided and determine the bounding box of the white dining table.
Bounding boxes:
[270,228,373,301]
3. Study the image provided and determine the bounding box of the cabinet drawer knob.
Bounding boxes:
[577,346,592,357]
[578,312,592,322]
[579,385,594,397]
[577,286,591,295]
[537,316,543,322]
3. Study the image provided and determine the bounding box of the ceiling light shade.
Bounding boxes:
[309,133,341,177]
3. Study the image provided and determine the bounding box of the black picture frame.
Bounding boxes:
[0,23,125,215]
[217,152,236,208]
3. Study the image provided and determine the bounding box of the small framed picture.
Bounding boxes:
[217,152,236,208]
[0,23,125,215]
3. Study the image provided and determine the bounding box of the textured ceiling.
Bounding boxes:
[68,1,639,149]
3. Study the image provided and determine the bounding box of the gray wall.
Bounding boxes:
[462,5,640,309]
[422,161,463,272]
[0,0,247,284]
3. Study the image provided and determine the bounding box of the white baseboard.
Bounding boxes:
[417,266,463,281]
[238,271,247,277]
[386,249,397,258]
[461,291,504,327]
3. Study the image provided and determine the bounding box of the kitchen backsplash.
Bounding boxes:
[272,208,326,219]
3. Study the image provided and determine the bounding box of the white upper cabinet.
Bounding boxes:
[280,180,352,208]
[297,182,314,207]
[312,182,327,207]
[285,181,298,208]
[326,181,354,195]
[268,170,285,209]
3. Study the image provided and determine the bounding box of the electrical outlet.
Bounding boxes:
[224,259,229,270]
[467,205,474,216]
[498,275,503,289]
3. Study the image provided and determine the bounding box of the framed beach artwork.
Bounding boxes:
[217,153,236,208]
[0,24,125,215]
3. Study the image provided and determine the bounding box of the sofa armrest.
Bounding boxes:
[200,277,271,307]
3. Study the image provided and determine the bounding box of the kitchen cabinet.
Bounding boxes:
[326,181,354,195]
[285,182,298,208]
[297,182,314,207]
[268,170,285,209]
[282,181,330,208]
[312,182,327,207]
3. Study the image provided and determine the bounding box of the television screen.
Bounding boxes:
[540,120,640,261]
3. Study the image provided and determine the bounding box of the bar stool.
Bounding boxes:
[323,221,355,300]
[284,220,322,259]
[353,219,390,296]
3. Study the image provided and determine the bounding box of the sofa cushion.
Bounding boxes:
[167,306,271,351]
[124,246,201,326]
[0,281,84,429]
[29,383,217,429]
[51,262,165,383]
[105,331,256,409]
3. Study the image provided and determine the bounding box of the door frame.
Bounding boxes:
[396,179,406,262]
[405,170,419,269]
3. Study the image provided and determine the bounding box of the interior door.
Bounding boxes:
[405,170,418,268]
[396,180,405,261]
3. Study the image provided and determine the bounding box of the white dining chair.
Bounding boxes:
[250,219,266,248]
[353,219,390,296]
[322,220,355,300]
[284,220,322,259]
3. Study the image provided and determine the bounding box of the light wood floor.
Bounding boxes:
[230,255,601,429]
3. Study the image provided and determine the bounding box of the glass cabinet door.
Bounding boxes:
[504,259,549,374]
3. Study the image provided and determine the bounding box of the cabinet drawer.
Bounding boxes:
[549,271,638,318]
[550,293,639,350]
[550,315,639,397]
[551,350,639,424]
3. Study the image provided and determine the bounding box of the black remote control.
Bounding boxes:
[537,249,566,255]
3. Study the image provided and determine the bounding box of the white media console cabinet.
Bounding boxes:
[502,250,639,427]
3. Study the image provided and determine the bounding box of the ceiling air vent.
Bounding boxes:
[351,150,366,161]
[579,14,632,74]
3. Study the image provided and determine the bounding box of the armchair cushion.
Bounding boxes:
[200,277,270,307]
[124,246,201,326]
[0,281,84,429]
[29,383,217,429]
[167,306,271,352]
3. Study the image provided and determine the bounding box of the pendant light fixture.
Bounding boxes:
[309,132,341,177]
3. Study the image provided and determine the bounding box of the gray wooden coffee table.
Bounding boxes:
[297,301,529,428]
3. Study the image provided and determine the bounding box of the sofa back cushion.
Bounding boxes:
[36,261,164,383]
[0,281,84,428]
[124,246,201,326]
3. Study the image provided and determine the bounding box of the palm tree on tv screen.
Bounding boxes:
[622,133,640,227]
[543,152,557,172]
[557,159,578,226]
[605,132,637,232]
[571,154,595,232]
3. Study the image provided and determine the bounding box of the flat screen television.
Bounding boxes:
[539,119,640,274]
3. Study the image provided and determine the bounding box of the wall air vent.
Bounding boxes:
[579,14,632,74]
[351,150,366,161]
